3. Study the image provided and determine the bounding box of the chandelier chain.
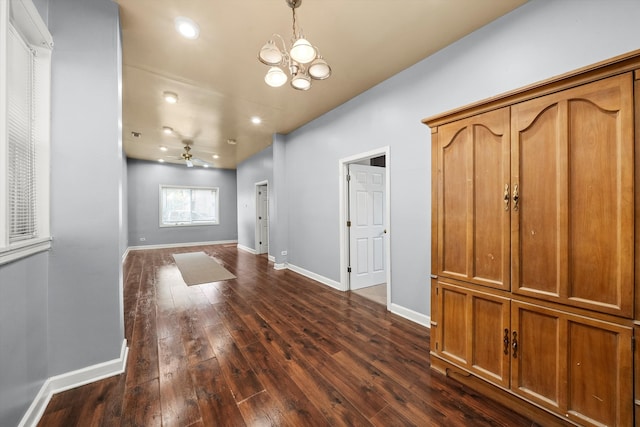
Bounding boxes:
[292,6,297,39]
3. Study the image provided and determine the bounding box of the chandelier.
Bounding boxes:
[258,0,331,91]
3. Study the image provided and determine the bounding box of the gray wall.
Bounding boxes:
[236,135,289,265]
[48,0,124,375]
[128,159,238,246]
[1,0,125,425]
[270,134,289,265]
[0,253,49,426]
[239,0,640,319]
[236,145,273,252]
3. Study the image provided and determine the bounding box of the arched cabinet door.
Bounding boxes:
[435,107,511,291]
[511,73,634,318]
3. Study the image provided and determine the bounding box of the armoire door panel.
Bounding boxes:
[566,319,632,427]
[566,86,634,314]
[437,107,510,290]
[435,281,510,387]
[512,301,633,427]
[438,284,468,365]
[470,292,510,387]
[440,128,469,279]
[634,326,640,423]
[511,74,634,317]
[511,104,561,296]
[511,302,564,412]
[473,124,509,286]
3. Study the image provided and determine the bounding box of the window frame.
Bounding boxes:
[159,184,220,228]
[0,0,53,265]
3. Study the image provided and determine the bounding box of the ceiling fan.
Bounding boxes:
[181,142,194,167]
[162,133,212,167]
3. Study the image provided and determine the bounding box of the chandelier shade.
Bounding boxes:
[265,66,288,87]
[258,0,330,91]
[291,72,311,90]
[258,40,283,66]
[290,38,316,64]
[308,57,331,80]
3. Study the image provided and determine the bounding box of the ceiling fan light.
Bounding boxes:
[265,66,288,87]
[308,57,331,80]
[258,40,283,66]
[291,72,311,90]
[290,38,316,64]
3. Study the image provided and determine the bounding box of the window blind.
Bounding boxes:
[7,24,37,242]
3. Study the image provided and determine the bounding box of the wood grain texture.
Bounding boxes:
[37,244,539,426]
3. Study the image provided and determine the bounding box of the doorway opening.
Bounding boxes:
[255,181,269,255]
[339,147,390,309]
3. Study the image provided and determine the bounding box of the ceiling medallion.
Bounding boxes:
[257,0,331,91]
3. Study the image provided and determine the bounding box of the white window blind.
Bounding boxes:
[7,25,37,242]
[0,0,53,265]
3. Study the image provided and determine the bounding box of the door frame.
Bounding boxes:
[338,147,391,308]
[254,180,269,255]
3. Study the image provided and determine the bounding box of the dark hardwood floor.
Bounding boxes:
[37,244,539,426]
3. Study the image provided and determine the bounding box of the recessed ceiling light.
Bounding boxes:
[251,116,262,124]
[227,138,237,145]
[159,146,168,152]
[162,126,173,134]
[158,159,165,163]
[175,16,200,40]
[212,154,220,159]
[163,91,178,104]
[203,164,209,168]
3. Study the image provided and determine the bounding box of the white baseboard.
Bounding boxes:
[121,247,130,264]
[274,262,287,270]
[286,263,342,290]
[128,240,238,251]
[389,303,431,328]
[268,254,275,263]
[237,244,256,254]
[19,339,128,427]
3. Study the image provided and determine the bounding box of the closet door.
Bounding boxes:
[436,107,511,290]
[511,74,634,317]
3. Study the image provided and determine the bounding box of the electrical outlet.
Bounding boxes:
[281,250,287,256]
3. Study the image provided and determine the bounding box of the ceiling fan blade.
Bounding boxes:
[186,159,194,167]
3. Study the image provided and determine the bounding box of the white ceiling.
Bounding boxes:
[117,0,528,169]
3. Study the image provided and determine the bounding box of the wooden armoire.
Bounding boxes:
[424,50,640,427]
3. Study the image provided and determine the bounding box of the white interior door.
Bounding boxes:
[256,184,269,254]
[349,164,386,290]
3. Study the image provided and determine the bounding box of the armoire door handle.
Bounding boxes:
[512,184,519,211]
[503,328,510,355]
[512,331,518,358]
[503,184,510,211]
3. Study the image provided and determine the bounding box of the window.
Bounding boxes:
[160,185,219,227]
[0,0,53,265]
